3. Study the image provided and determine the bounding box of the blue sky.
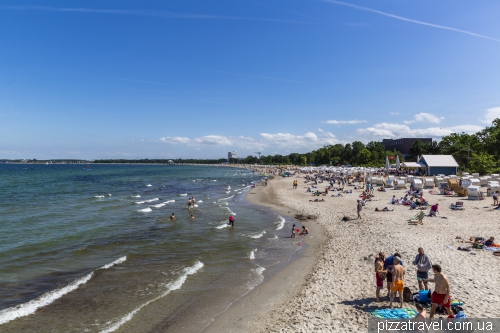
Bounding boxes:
[1,0,499,159]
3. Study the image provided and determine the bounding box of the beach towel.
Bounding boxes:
[371,308,417,319]
[451,300,465,306]
[485,247,500,252]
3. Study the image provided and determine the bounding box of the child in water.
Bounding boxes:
[291,224,296,238]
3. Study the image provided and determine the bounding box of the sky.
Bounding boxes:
[1,0,500,160]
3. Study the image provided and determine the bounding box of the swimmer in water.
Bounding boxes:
[170,213,176,220]
[190,215,194,220]
[291,224,296,238]
[187,198,192,209]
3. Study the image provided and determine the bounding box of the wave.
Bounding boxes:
[95,195,105,198]
[135,198,159,204]
[193,204,199,208]
[131,195,141,198]
[138,208,152,213]
[146,184,152,187]
[100,261,203,333]
[197,200,203,203]
[215,223,231,229]
[249,249,256,260]
[151,200,175,209]
[179,193,188,196]
[250,231,266,239]
[0,256,127,325]
[218,195,234,201]
[276,216,286,230]
[227,186,231,190]
[108,194,112,196]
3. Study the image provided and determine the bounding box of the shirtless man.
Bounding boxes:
[389,256,405,308]
[425,264,454,318]
[374,252,386,302]
[187,198,192,210]
[170,213,176,220]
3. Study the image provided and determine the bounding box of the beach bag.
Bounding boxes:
[472,243,484,249]
[418,290,431,303]
[403,287,413,302]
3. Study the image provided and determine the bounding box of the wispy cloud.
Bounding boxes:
[481,107,500,124]
[321,0,500,42]
[325,119,367,124]
[201,69,306,83]
[404,112,443,124]
[0,5,308,24]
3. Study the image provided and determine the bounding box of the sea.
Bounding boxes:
[0,164,301,333]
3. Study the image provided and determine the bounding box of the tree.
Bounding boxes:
[358,149,372,164]
[408,140,430,161]
[469,152,495,174]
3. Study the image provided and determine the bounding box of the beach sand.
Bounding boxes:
[204,173,500,332]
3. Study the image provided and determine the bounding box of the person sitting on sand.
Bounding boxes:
[391,195,396,205]
[309,198,325,202]
[299,226,309,235]
[331,193,343,197]
[415,303,427,319]
[378,185,385,192]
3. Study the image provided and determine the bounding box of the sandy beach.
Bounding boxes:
[204,171,500,332]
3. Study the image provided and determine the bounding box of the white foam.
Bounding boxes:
[179,193,188,196]
[212,180,217,182]
[131,195,141,198]
[250,231,266,239]
[151,200,175,209]
[100,256,127,270]
[95,195,105,198]
[225,191,231,194]
[219,195,234,201]
[138,208,152,213]
[100,261,203,333]
[215,223,231,229]
[146,184,152,187]
[197,200,203,203]
[249,249,256,260]
[135,198,159,204]
[193,204,199,208]
[0,256,126,325]
[276,215,286,230]
[227,186,231,190]
[108,194,112,196]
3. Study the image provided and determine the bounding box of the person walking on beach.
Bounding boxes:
[357,200,362,219]
[228,215,235,226]
[493,191,499,206]
[425,264,454,318]
[412,247,432,291]
[293,180,298,189]
[389,256,405,308]
[375,252,386,302]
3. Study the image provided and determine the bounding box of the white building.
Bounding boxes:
[228,151,237,162]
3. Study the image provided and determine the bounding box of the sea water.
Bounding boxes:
[0,164,300,332]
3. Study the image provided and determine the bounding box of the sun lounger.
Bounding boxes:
[409,211,425,225]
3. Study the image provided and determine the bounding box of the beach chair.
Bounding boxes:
[409,211,425,225]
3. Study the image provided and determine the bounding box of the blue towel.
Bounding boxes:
[371,308,417,319]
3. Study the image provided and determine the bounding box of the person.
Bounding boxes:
[170,213,176,220]
[293,180,298,189]
[415,303,427,319]
[299,226,309,235]
[493,191,499,206]
[384,253,404,297]
[228,215,235,226]
[391,195,396,205]
[357,200,362,219]
[375,207,393,212]
[375,252,386,302]
[484,236,495,247]
[291,224,296,238]
[190,214,195,220]
[425,264,454,318]
[412,247,432,291]
[187,198,192,210]
[389,256,405,308]
[429,203,439,217]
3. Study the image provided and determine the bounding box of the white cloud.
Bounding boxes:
[356,122,483,140]
[404,112,442,124]
[389,112,399,115]
[325,119,367,125]
[260,131,339,148]
[160,136,191,144]
[194,135,232,145]
[482,107,500,124]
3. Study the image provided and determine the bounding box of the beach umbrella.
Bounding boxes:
[385,155,389,171]
[396,155,400,170]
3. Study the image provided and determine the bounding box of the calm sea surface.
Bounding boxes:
[0,164,300,332]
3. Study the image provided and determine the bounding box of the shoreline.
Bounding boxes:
[202,176,326,333]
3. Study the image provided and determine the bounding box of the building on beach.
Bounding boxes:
[227,151,237,162]
[381,138,432,155]
[402,155,459,176]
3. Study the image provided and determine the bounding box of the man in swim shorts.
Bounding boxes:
[374,252,386,302]
[425,264,454,318]
[384,252,404,297]
[389,256,405,308]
